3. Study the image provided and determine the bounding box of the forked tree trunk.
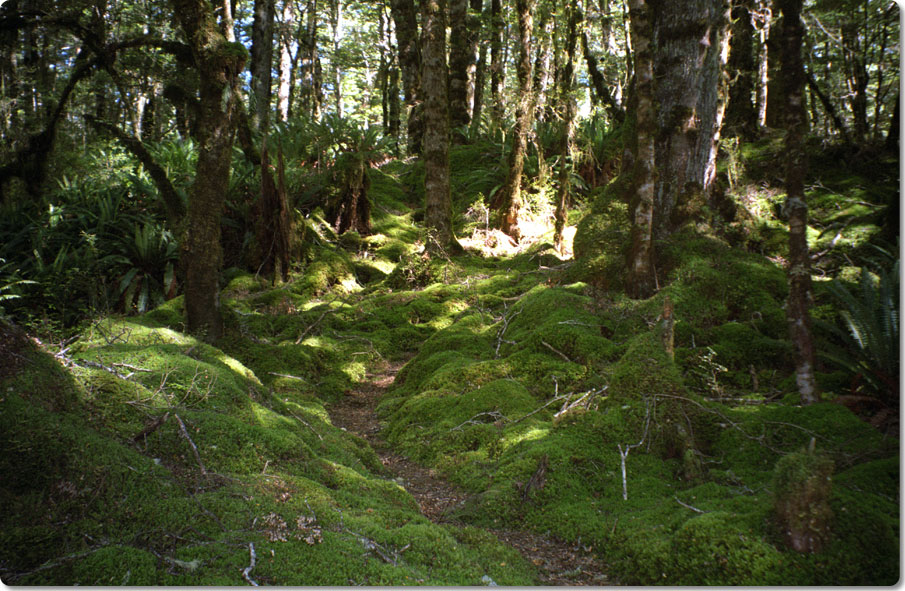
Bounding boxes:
[172,0,246,341]
[777,0,818,404]
[422,0,454,249]
[495,0,535,241]
[625,0,657,299]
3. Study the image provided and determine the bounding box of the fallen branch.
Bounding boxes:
[449,410,505,431]
[112,362,153,373]
[295,297,340,344]
[674,495,706,514]
[132,412,170,443]
[291,412,324,441]
[541,340,572,363]
[242,542,258,586]
[553,386,607,419]
[494,304,523,358]
[268,372,310,382]
[173,414,207,475]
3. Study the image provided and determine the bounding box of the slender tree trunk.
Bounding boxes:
[465,0,483,121]
[172,0,246,341]
[422,0,454,249]
[471,41,487,132]
[391,0,424,154]
[625,0,656,299]
[277,0,295,122]
[300,0,321,119]
[755,0,770,129]
[495,0,535,240]
[489,0,504,131]
[777,0,818,405]
[250,0,275,132]
[885,91,899,152]
[582,31,624,124]
[841,21,868,144]
[649,0,730,241]
[532,9,554,123]
[328,0,343,117]
[449,0,472,133]
[553,0,580,254]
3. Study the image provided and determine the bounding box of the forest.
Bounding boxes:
[0,0,899,585]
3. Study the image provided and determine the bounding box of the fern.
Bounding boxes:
[820,259,899,404]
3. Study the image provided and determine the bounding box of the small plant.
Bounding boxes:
[684,346,728,397]
[0,258,35,318]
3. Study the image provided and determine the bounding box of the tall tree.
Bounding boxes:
[421,0,454,248]
[250,0,275,132]
[448,0,472,133]
[391,0,424,154]
[493,0,535,240]
[299,0,321,119]
[624,0,656,299]
[327,0,343,117]
[172,0,246,340]
[553,0,580,253]
[489,0,504,131]
[726,0,757,138]
[777,0,818,404]
[277,0,296,122]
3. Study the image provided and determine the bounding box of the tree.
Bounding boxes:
[172,0,246,341]
[777,0,818,404]
[624,0,656,299]
[250,0,275,132]
[493,0,535,241]
[391,0,424,154]
[553,0,580,254]
[448,0,472,133]
[421,0,454,249]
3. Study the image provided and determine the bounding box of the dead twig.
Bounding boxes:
[674,495,707,514]
[618,397,653,501]
[173,414,207,475]
[268,372,310,382]
[449,410,505,431]
[295,296,341,344]
[291,412,324,441]
[132,412,170,444]
[541,340,572,363]
[494,303,523,358]
[242,543,258,586]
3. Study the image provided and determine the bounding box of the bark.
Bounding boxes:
[777,0,818,405]
[649,0,730,241]
[532,9,553,123]
[465,0,483,121]
[277,0,295,122]
[254,140,292,283]
[448,0,472,132]
[726,0,757,138]
[391,0,423,154]
[494,0,535,241]
[250,0,275,132]
[553,0,580,254]
[299,0,321,119]
[172,0,246,341]
[841,21,868,143]
[421,0,454,249]
[755,0,770,128]
[470,41,487,132]
[489,0,504,131]
[625,0,656,299]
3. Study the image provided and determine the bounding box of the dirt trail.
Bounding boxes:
[328,358,614,586]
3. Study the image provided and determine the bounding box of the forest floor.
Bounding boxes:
[328,356,614,586]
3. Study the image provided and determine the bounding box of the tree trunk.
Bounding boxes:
[391,0,424,155]
[582,31,624,124]
[300,0,321,119]
[250,0,275,132]
[650,0,730,241]
[328,0,343,117]
[489,0,504,132]
[726,0,757,138]
[495,0,535,241]
[471,41,487,133]
[422,0,454,249]
[532,8,554,123]
[465,0,483,121]
[448,0,472,133]
[777,0,818,405]
[755,0,770,129]
[172,0,246,341]
[553,0,580,254]
[625,0,656,299]
[277,0,295,122]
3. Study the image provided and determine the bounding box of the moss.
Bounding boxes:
[772,446,834,554]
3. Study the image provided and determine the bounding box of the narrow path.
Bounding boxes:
[328,358,614,586]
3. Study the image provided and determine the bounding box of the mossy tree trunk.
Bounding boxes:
[299,0,321,120]
[754,0,771,129]
[553,0,580,254]
[625,0,657,300]
[421,0,453,249]
[777,0,818,405]
[172,0,246,341]
[532,8,554,123]
[494,0,535,241]
[649,0,730,242]
[489,0,505,132]
[277,0,296,122]
[391,0,424,155]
